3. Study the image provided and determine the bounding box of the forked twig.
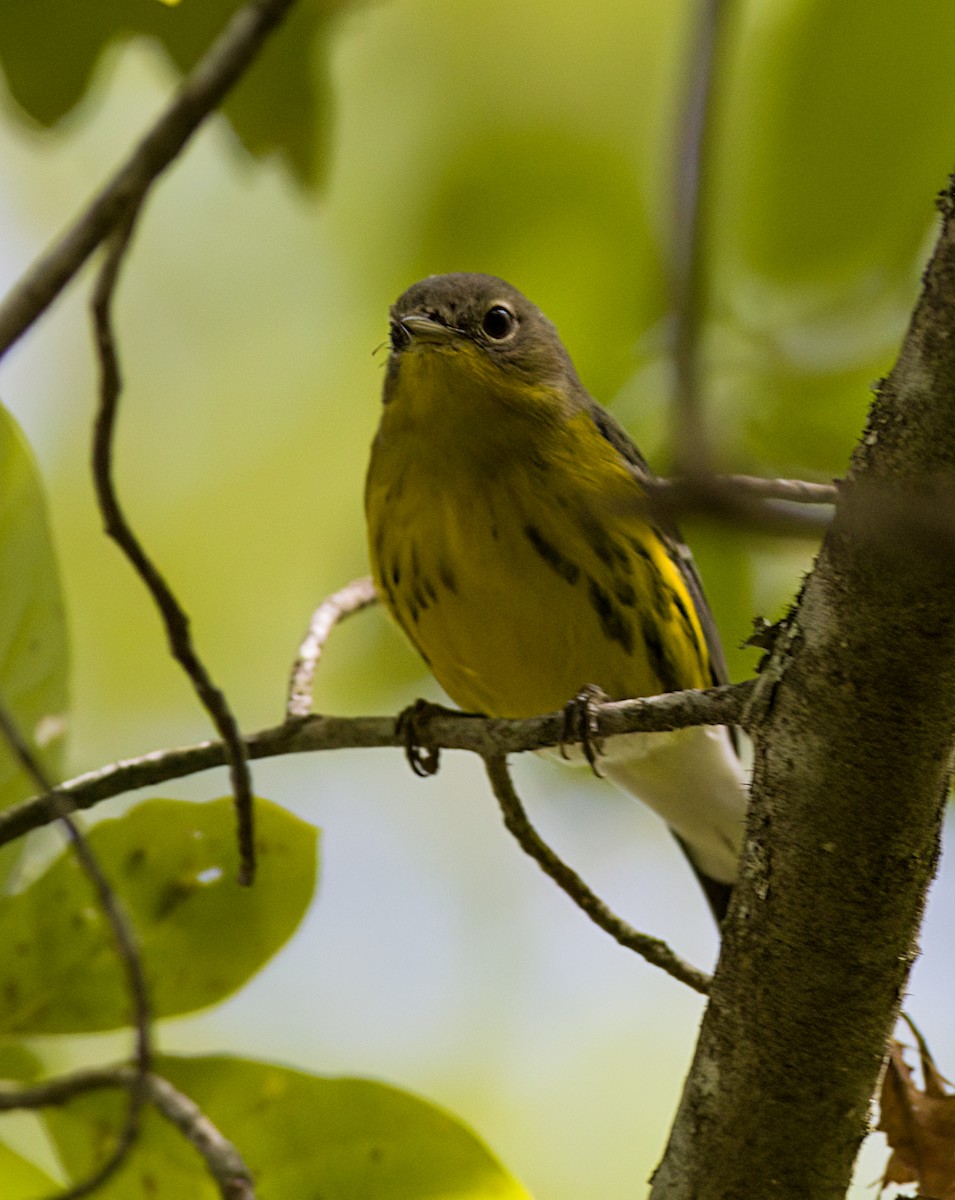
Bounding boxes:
[0,1067,255,1200]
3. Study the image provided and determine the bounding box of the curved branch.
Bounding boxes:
[286,576,378,718]
[484,753,710,993]
[91,208,255,886]
[143,1072,256,1200]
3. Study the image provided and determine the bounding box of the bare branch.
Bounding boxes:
[649,475,834,537]
[0,1067,119,1112]
[483,753,711,993]
[0,0,302,361]
[693,474,837,505]
[91,209,255,885]
[0,698,151,1200]
[0,1067,255,1200]
[0,682,755,849]
[286,576,378,718]
[654,472,955,547]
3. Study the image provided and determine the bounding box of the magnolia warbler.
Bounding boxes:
[365,273,747,921]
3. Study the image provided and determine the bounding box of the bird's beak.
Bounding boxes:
[399,313,458,345]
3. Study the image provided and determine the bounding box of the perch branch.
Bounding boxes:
[0,682,754,848]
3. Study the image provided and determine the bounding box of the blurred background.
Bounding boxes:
[2,0,955,1194]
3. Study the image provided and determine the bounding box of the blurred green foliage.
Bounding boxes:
[0,797,317,1035]
[1,0,953,1197]
[0,0,354,188]
[46,1056,531,1199]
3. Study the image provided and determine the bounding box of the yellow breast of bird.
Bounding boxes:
[366,350,711,719]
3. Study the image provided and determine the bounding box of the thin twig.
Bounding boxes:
[0,700,151,1200]
[0,1067,120,1112]
[0,1067,255,1200]
[653,472,955,549]
[91,214,256,885]
[286,576,378,718]
[0,682,756,849]
[649,474,835,537]
[483,753,711,994]
[657,473,838,506]
[670,0,735,476]
[145,1073,256,1200]
[0,0,302,360]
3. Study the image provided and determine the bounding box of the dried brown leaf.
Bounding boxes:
[879,1037,955,1198]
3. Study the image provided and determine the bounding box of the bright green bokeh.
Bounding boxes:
[0,404,68,813]
[719,0,955,288]
[0,1143,58,1198]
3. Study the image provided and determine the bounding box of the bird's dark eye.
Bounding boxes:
[389,320,411,353]
[481,304,517,341]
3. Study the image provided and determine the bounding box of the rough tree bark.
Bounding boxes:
[650,181,955,1198]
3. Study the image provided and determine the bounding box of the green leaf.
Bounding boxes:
[0,0,355,189]
[0,1041,43,1083]
[0,403,69,813]
[0,797,318,1035]
[45,1055,533,1199]
[0,1142,60,1198]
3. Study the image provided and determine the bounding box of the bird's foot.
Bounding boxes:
[560,684,608,777]
[395,698,446,777]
